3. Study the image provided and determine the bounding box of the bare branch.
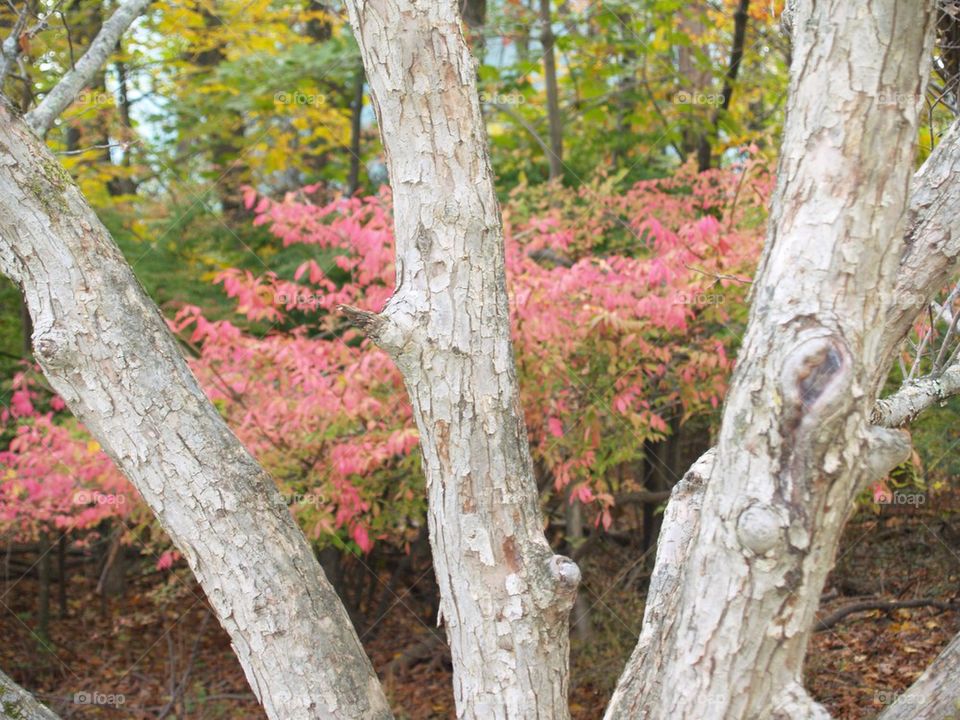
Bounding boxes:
[872,361,960,427]
[0,3,29,89]
[888,120,960,348]
[815,597,958,632]
[488,101,553,158]
[23,0,152,135]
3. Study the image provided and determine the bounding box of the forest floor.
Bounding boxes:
[1,495,958,719]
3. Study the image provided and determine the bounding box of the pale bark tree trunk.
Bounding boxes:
[606,1,937,717]
[0,102,392,720]
[341,0,579,717]
[0,669,60,720]
[6,0,960,716]
[876,632,960,720]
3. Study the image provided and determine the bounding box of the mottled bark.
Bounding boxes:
[887,118,960,349]
[0,103,392,720]
[0,669,60,720]
[876,632,960,719]
[607,1,936,717]
[872,361,960,426]
[342,0,579,717]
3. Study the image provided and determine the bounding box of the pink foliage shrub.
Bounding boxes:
[1,158,773,554]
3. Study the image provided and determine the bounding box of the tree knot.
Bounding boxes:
[338,304,409,356]
[736,502,785,556]
[33,328,75,371]
[780,333,852,433]
[548,554,581,594]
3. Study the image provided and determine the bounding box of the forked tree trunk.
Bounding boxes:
[0,101,392,720]
[5,0,960,716]
[342,0,580,717]
[605,1,936,717]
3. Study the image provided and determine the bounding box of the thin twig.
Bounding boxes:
[816,597,957,632]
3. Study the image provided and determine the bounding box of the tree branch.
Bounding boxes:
[0,3,28,90]
[0,668,61,720]
[887,119,960,349]
[488,101,553,158]
[23,0,152,136]
[872,361,960,427]
[815,597,957,632]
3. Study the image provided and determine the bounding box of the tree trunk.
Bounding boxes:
[57,534,68,618]
[347,69,365,195]
[6,0,960,716]
[876,631,960,719]
[697,0,751,171]
[538,0,563,180]
[342,0,580,716]
[606,0,936,717]
[0,668,60,720]
[37,534,51,643]
[565,492,592,643]
[0,101,392,720]
[96,525,126,606]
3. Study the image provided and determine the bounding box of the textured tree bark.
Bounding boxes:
[0,103,392,720]
[22,0,153,136]
[872,361,960,427]
[342,0,580,717]
[876,632,960,719]
[888,117,960,349]
[0,669,60,720]
[606,1,936,717]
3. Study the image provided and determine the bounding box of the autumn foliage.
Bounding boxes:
[1,157,773,557]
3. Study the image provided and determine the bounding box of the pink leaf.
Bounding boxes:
[242,186,257,210]
[156,550,179,570]
[547,417,564,438]
[352,525,372,553]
